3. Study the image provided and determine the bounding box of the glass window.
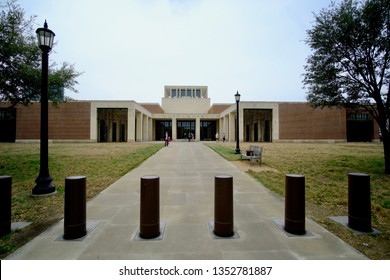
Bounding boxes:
[177,121,196,139]
[349,114,369,120]
[171,89,176,98]
[195,89,201,98]
[181,89,186,97]
[187,89,192,97]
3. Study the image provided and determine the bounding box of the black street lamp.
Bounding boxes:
[234,91,241,154]
[32,21,56,196]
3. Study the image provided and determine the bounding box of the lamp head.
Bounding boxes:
[36,20,55,51]
[235,91,241,102]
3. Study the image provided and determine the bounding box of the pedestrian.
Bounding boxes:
[165,131,169,146]
[215,132,219,142]
[223,134,225,143]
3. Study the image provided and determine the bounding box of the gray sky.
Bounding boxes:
[19,0,335,104]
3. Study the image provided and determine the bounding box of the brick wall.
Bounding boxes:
[13,102,91,140]
[278,103,347,140]
[1,101,380,142]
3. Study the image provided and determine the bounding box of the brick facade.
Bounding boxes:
[1,102,91,140]
[278,103,347,140]
[0,98,380,142]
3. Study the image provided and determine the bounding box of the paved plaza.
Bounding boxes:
[6,142,367,260]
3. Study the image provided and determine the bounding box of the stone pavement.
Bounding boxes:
[5,142,367,260]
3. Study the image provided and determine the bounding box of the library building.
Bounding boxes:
[0,85,380,143]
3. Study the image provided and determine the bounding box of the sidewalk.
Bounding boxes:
[6,142,367,260]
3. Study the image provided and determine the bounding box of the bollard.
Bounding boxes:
[284,174,306,235]
[64,176,87,240]
[348,173,372,232]
[214,175,234,237]
[140,176,160,239]
[0,176,12,237]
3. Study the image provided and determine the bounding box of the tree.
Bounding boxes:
[0,0,81,108]
[303,0,390,174]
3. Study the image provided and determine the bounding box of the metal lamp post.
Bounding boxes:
[32,21,56,195]
[234,91,241,154]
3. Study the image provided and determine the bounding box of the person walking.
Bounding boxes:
[165,131,169,146]
[215,132,219,142]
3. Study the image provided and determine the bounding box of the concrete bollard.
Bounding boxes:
[0,176,12,237]
[284,174,306,235]
[214,175,234,237]
[348,173,372,232]
[63,176,87,240]
[140,176,160,239]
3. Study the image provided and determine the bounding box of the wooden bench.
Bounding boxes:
[240,145,263,165]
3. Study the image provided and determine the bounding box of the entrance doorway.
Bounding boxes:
[177,120,195,140]
[254,123,259,142]
[155,120,172,140]
[347,113,374,142]
[97,108,128,142]
[200,121,216,140]
[264,120,271,142]
[112,122,117,142]
[99,120,107,142]
[243,109,272,142]
[0,108,16,142]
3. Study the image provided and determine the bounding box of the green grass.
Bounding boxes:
[1,141,389,259]
[207,142,390,259]
[0,142,163,259]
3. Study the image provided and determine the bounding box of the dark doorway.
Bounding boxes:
[112,122,117,142]
[0,108,16,142]
[200,121,216,140]
[347,120,373,142]
[346,113,373,142]
[99,120,107,142]
[155,120,172,140]
[243,109,272,142]
[120,124,126,142]
[254,123,259,142]
[264,120,271,142]
[245,124,250,142]
[177,120,195,139]
[97,108,127,142]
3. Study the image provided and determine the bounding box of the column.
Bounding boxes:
[90,104,98,142]
[172,117,177,140]
[127,109,136,142]
[239,107,244,142]
[195,117,200,141]
[142,114,148,141]
[136,112,143,142]
[223,115,228,141]
[218,118,222,136]
[229,113,235,142]
[148,117,153,141]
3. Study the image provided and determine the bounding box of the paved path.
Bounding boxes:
[6,142,367,260]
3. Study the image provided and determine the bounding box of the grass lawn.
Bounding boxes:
[1,141,389,259]
[0,142,163,259]
[207,142,390,260]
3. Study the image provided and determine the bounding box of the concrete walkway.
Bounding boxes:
[6,142,367,260]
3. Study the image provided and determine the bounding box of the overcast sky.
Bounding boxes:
[18,0,336,104]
